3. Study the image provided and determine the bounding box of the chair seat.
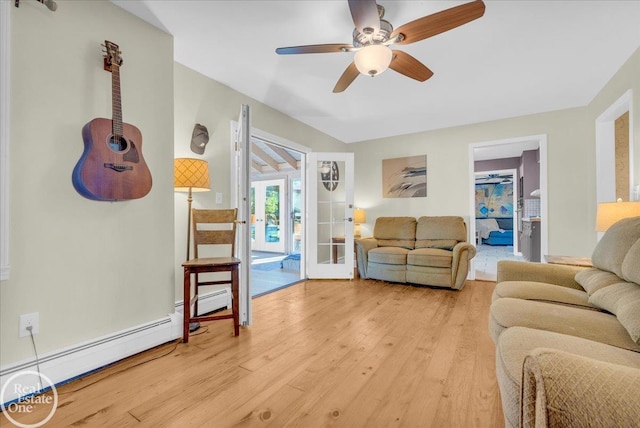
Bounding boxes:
[182,257,241,269]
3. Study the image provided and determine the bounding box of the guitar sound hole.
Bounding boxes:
[108,135,128,152]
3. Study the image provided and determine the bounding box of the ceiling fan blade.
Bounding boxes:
[333,62,359,93]
[389,51,433,82]
[276,44,354,55]
[391,0,485,45]
[348,0,380,35]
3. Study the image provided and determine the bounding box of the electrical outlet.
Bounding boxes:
[19,312,39,337]
[215,192,223,204]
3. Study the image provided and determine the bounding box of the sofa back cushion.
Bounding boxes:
[374,217,417,249]
[622,238,640,284]
[415,216,466,249]
[591,217,640,278]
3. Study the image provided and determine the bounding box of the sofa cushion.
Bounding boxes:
[495,326,640,428]
[574,268,623,295]
[492,281,594,308]
[589,282,640,344]
[373,217,416,249]
[622,238,640,284]
[407,248,452,268]
[415,216,466,248]
[489,297,640,351]
[591,217,640,278]
[368,247,410,265]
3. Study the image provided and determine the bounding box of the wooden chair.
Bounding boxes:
[182,208,241,343]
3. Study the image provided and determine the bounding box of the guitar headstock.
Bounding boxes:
[102,40,123,72]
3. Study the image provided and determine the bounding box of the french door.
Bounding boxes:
[251,179,285,253]
[307,152,355,279]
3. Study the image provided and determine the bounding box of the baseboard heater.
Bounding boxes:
[1,288,230,404]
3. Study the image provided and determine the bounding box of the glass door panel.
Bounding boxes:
[251,179,285,253]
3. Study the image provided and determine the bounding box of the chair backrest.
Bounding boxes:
[192,209,238,258]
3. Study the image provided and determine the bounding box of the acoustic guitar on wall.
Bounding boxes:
[72,40,152,201]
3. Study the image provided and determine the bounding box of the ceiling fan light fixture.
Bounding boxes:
[354,44,392,77]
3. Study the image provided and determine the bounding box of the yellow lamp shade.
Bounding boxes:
[596,201,640,231]
[354,208,367,224]
[174,158,210,192]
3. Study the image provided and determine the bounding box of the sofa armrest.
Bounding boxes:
[355,238,378,278]
[521,348,640,428]
[497,260,587,290]
[451,242,476,289]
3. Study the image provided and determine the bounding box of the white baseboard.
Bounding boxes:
[1,288,230,404]
[174,286,231,317]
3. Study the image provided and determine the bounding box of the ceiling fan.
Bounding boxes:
[275,0,485,93]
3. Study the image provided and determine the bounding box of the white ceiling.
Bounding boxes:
[113,1,640,144]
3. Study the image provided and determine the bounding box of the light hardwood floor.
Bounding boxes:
[2,279,504,427]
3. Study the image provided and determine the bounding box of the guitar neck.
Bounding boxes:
[111,64,123,137]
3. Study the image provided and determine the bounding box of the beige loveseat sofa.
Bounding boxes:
[355,216,476,290]
[489,217,640,428]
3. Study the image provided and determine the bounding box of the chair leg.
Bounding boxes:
[193,273,199,316]
[232,266,240,336]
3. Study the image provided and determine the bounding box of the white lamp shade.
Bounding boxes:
[596,201,640,231]
[354,45,393,77]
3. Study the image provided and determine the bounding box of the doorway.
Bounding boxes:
[249,136,306,297]
[474,169,523,280]
[468,135,548,281]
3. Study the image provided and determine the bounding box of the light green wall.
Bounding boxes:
[0,1,175,366]
[172,63,346,298]
[352,47,640,257]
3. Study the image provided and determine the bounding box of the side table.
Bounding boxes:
[544,255,593,267]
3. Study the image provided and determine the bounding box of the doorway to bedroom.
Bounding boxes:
[470,136,547,281]
[474,169,523,280]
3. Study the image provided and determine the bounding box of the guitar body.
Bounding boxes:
[73,118,152,201]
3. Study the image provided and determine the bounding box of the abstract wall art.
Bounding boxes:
[382,155,427,198]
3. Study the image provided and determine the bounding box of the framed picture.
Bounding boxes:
[382,155,427,198]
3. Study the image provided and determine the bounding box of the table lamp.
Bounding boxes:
[596,200,640,232]
[354,208,366,238]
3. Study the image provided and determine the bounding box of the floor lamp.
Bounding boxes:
[174,158,210,331]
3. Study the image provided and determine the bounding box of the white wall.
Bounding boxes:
[1,1,174,366]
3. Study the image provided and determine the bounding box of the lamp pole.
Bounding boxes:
[186,186,193,261]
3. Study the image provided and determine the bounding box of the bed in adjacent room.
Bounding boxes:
[476,217,513,246]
